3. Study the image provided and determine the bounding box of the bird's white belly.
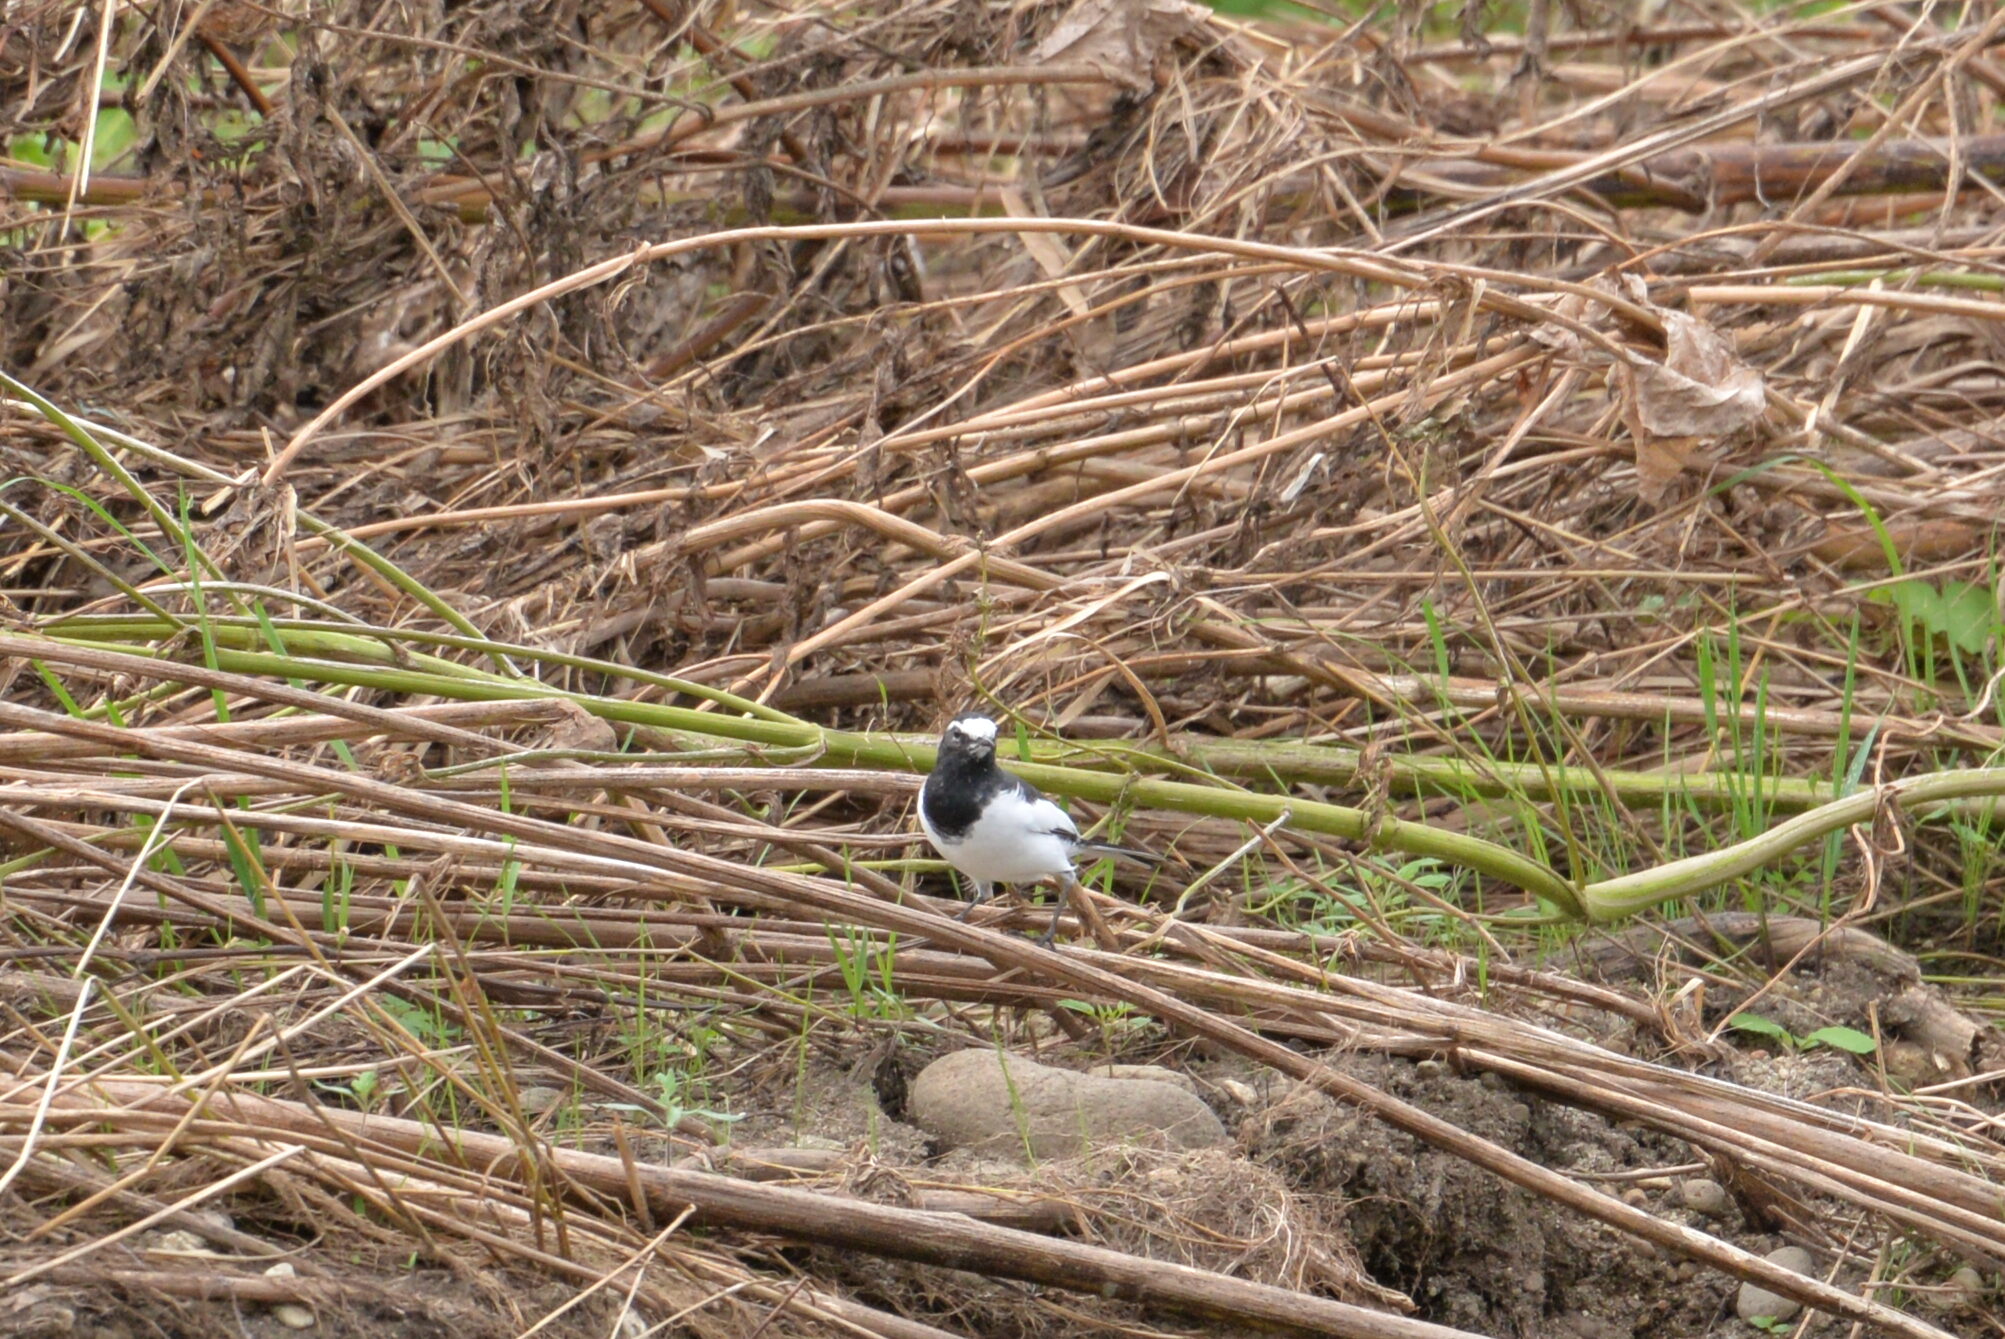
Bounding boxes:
[927,789,1078,885]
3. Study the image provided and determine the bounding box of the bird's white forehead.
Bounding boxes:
[950,714,998,742]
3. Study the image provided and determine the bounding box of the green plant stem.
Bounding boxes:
[0,371,204,578]
[13,628,1583,916]
[44,617,1834,811]
[39,618,792,723]
[1007,760,1585,916]
[1582,769,2005,921]
[0,382,518,673]
[1787,268,2005,292]
[1115,737,1836,812]
[31,628,2005,925]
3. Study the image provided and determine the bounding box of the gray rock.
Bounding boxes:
[909,1049,1226,1160]
[1736,1246,1816,1324]
[1088,1063,1196,1094]
[1678,1177,1732,1217]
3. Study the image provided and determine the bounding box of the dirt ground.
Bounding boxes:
[0,954,1993,1339]
[687,991,1975,1338]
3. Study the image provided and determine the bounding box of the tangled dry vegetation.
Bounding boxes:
[5,0,2005,1335]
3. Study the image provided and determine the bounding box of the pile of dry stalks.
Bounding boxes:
[4,0,2005,1335]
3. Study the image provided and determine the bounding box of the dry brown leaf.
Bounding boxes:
[1558,284,1768,505]
[1633,433,1704,503]
[1032,0,1210,90]
[1632,309,1767,438]
[998,187,1090,319]
[534,699,620,753]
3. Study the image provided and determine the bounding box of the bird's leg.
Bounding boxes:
[1035,890,1067,947]
[955,881,993,921]
[1040,877,1120,951]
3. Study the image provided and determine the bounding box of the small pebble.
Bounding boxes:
[263,1260,315,1327]
[1736,1245,1815,1324]
[1679,1177,1732,1217]
[1940,1265,1983,1309]
[1216,1077,1259,1107]
[1881,1040,1933,1087]
[1558,1318,1625,1339]
[1620,1187,1650,1208]
[145,1230,205,1256]
[518,1085,568,1116]
[1415,1059,1445,1078]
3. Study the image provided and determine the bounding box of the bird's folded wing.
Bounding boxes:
[1023,793,1082,842]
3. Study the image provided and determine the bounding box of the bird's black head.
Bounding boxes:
[936,712,999,768]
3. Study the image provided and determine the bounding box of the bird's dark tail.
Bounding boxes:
[1078,840,1162,866]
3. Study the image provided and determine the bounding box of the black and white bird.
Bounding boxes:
[918,711,1159,940]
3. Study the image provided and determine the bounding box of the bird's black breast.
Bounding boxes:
[921,759,1027,841]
